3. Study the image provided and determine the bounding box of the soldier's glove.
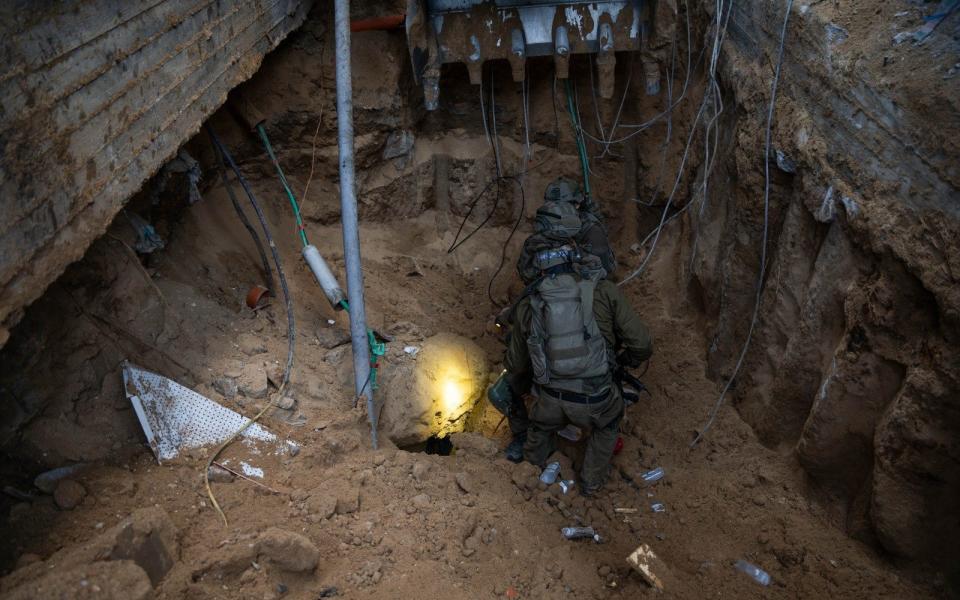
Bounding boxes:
[616,350,643,369]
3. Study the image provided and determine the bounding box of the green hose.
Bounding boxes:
[564,78,592,198]
[256,123,309,248]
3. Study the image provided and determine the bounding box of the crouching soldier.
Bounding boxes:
[504,201,652,494]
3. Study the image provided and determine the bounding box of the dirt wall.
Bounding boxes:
[0,0,313,347]
[675,0,959,567]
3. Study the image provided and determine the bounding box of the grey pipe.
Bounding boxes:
[334,0,377,449]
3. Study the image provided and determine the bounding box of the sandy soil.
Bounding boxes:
[0,175,940,597]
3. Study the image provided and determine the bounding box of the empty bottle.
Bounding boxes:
[641,467,664,485]
[540,461,561,484]
[561,526,600,542]
[558,479,575,494]
[734,560,771,586]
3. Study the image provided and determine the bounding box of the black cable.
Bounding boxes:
[206,125,294,392]
[486,176,525,307]
[446,178,501,254]
[209,136,276,293]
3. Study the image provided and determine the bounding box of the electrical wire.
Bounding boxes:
[204,126,296,526]
[619,95,707,286]
[619,0,735,285]
[691,0,795,448]
[210,137,275,292]
[486,176,526,306]
[256,124,309,247]
[633,29,678,207]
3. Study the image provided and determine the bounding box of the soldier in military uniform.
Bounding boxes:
[503,201,651,493]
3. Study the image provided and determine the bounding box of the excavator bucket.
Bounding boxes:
[406,0,646,109]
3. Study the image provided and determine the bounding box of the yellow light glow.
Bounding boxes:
[442,378,465,413]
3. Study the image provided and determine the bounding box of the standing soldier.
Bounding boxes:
[503,202,652,493]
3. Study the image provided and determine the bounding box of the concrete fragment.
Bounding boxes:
[255,528,319,572]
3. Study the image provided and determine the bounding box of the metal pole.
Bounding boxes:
[334,0,377,449]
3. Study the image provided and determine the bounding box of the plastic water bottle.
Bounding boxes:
[641,467,664,485]
[734,560,771,586]
[561,526,600,542]
[540,461,561,484]
[558,479,575,494]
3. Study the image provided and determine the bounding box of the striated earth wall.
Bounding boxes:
[681,0,959,567]
[0,0,313,346]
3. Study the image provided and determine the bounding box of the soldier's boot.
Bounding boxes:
[505,431,526,463]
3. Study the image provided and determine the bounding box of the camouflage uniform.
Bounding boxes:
[505,278,652,491]
[517,178,617,284]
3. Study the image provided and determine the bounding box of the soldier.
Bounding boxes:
[517,177,616,285]
[503,201,652,493]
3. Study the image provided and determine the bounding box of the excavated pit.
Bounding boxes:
[0,1,958,598]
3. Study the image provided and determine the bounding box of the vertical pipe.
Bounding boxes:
[334,0,377,449]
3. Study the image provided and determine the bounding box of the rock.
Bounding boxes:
[411,494,432,509]
[382,129,415,162]
[307,492,337,520]
[207,465,235,483]
[255,528,319,573]
[4,560,152,600]
[411,460,431,482]
[212,377,238,399]
[454,472,473,494]
[324,345,350,365]
[238,333,267,356]
[276,395,296,410]
[450,432,499,458]
[510,462,541,491]
[377,333,488,445]
[315,326,351,349]
[53,479,87,510]
[1,507,179,592]
[238,364,269,399]
[336,488,361,514]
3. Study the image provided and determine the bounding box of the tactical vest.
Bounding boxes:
[526,271,610,394]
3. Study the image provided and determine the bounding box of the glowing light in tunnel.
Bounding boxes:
[442,378,466,414]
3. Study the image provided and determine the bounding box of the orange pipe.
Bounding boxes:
[350,14,405,32]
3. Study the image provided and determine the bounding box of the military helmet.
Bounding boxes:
[534,201,581,240]
[543,177,584,204]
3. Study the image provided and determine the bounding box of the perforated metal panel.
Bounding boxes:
[122,362,282,463]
